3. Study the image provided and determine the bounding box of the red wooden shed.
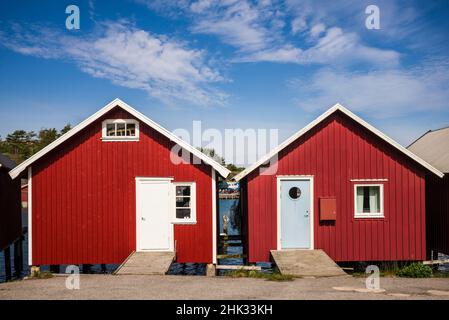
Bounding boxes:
[0,153,21,252]
[9,99,230,267]
[235,104,444,263]
[408,126,449,256]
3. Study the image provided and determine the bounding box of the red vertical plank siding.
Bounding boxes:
[246,112,428,262]
[426,174,449,255]
[31,107,213,265]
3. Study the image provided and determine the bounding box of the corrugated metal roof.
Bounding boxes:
[0,152,16,170]
[408,126,449,173]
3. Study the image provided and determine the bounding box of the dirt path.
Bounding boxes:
[0,274,448,300]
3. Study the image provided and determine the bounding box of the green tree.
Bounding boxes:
[37,128,58,150]
[60,123,72,136]
[198,147,226,165]
[226,163,245,180]
[2,130,37,163]
[0,123,73,164]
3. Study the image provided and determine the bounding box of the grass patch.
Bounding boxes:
[347,261,438,278]
[432,271,449,278]
[225,269,295,281]
[29,271,54,280]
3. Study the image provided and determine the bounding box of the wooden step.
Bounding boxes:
[115,251,175,275]
[270,249,346,277]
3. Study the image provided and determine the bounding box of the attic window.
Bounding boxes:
[102,119,139,141]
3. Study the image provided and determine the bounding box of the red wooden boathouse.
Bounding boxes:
[235,104,444,263]
[408,127,449,256]
[9,99,230,267]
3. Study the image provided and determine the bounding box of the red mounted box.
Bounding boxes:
[320,197,337,221]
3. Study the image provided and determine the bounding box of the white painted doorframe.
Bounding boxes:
[276,175,314,250]
[135,177,174,252]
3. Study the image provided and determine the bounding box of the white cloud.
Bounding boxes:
[0,21,226,107]
[134,0,401,66]
[309,23,326,38]
[289,61,449,117]
[236,45,302,63]
[237,26,399,65]
[291,17,307,34]
[190,0,214,13]
[190,0,272,52]
[300,27,399,65]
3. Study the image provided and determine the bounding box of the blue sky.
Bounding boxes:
[1,0,449,164]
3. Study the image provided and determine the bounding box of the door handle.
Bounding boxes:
[141,217,146,221]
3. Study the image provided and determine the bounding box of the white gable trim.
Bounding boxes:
[234,103,444,181]
[9,98,230,179]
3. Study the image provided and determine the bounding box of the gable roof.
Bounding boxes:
[0,152,16,170]
[9,99,230,179]
[234,103,444,181]
[408,126,449,173]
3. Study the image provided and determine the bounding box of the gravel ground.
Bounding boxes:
[0,274,449,300]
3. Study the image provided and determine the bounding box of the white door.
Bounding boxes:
[136,179,173,251]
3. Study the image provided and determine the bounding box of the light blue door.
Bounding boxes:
[280,179,311,249]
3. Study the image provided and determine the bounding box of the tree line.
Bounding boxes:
[0,124,72,164]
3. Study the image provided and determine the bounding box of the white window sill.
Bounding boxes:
[101,137,139,142]
[172,220,197,225]
[354,214,385,219]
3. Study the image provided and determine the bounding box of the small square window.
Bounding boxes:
[173,183,196,224]
[354,184,384,218]
[102,119,139,141]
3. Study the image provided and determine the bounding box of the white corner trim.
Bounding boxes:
[9,98,230,179]
[211,168,217,264]
[27,166,32,266]
[276,176,314,250]
[234,103,444,181]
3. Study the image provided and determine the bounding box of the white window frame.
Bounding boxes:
[172,182,197,224]
[101,119,139,141]
[354,183,384,218]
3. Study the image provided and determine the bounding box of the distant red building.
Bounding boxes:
[408,126,449,256]
[0,153,21,251]
[9,99,230,267]
[235,104,444,263]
